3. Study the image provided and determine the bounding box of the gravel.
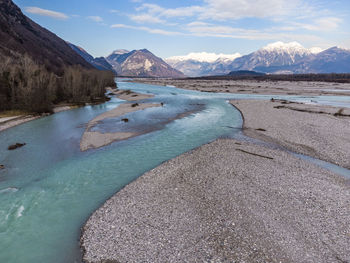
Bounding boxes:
[231,99,350,169]
[81,139,350,263]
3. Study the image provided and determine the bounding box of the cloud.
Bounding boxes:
[119,0,340,49]
[185,23,323,43]
[87,16,103,22]
[287,17,342,32]
[187,21,211,27]
[137,3,203,18]
[129,14,164,24]
[312,17,342,31]
[111,24,183,36]
[133,0,307,22]
[110,22,321,44]
[200,0,301,20]
[25,7,69,20]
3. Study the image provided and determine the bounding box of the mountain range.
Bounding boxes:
[166,52,241,77]
[166,42,350,77]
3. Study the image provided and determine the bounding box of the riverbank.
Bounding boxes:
[133,78,350,96]
[231,99,350,169]
[81,99,350,262]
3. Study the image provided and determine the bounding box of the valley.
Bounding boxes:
[1,0,350,262]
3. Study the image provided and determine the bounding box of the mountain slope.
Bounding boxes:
[293,47,350,74]
[68,42,115,72]
[0,0,115,113]
[0,0,92,73]
[106,49,185,78]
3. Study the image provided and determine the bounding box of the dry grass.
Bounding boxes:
[0,110,32,118]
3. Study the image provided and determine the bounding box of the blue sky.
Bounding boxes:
[13,0,350,58]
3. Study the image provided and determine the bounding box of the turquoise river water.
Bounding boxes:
[0,80,350,262]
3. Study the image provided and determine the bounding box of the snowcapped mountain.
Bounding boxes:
[106,49,185,78]
[166,52,241,77]
[229,41,322,74]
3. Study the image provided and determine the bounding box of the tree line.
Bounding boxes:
[0,53,116,113]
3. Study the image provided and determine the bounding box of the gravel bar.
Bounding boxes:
[231,99,350,169]
[81,138,350,263]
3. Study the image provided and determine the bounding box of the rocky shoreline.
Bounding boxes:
[80,98,350,262]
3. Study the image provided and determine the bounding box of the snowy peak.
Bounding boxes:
[260,41,324,56]
[309,47,323,54]
[166,52,241,63]
[261,41,305,52]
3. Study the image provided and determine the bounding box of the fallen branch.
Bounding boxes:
[236,148,274,160]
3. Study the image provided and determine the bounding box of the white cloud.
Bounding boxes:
[187,21,210,27]
[87,16,103,22]
[137,3,203,18]
[314,17,342,31]
[109,9,120,14]
[288,17,342,32]
[200,0,301,20]
[111,24,183,36]
[129,14,164,24]
[133,0,306,22]
[25,7,69,20]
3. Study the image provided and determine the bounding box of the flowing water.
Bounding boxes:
[0,80,350,262]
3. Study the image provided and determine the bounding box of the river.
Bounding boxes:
[0,80,349,262]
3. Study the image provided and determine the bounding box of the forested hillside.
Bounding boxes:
[0,0,116,113]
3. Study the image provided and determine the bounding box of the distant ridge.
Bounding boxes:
[68,42,115,72]
[106,49,185,78]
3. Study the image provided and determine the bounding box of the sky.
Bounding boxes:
[13,0,350,59]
